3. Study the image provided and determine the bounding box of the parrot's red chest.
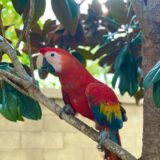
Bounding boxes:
[59,66,96,120]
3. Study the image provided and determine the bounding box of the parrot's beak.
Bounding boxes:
[41,57,49,71]
[40,57,56,75]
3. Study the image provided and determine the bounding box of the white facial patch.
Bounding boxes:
[45,52,62,72]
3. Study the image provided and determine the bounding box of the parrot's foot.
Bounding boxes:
[97,131,110,151]
[59,104,75,119]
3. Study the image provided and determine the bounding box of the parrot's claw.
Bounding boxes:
[97,131,110,151]
[59,104,75,119]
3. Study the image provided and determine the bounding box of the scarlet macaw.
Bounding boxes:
[39,47,127,160]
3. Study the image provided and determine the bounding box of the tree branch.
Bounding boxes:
[0,35,31,81]
[1,76,28,96]
[25,0,36,84]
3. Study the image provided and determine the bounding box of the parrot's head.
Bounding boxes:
[39,47,71,73]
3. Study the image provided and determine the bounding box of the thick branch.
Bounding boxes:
[0,35,31,81]
[25,0,36,83]
[14,15,29,51]
[1,76,28,96]
[0,69,137,160]
[131,1,160,159]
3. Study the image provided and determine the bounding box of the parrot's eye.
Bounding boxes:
[51,53,55,57]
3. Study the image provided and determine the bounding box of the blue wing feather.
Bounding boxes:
[90,103,123,131]
[85,82,123,131]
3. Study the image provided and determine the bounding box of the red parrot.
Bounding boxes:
[39,47,126,160]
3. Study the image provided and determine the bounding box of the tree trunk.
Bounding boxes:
[132,0,160,159]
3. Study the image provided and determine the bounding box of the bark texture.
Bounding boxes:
[132,0,160,159]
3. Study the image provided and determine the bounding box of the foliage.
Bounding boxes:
[0,0,146,121]
[144,61,160,107]
[51,0,79,35]
[0,63,41,121]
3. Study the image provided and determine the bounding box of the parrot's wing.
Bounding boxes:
[61,88,76,113]
[85,82,123,131]
[61,88,71,105]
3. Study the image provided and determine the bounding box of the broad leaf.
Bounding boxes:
[143,61,160,88]
[12,0,28,14]
[0,83,24,121]
[17,91,42,120]
[93,37,125,60]
[77,48,93,60]
[100,17,120,32]
[0,63,42,121]
[71,50,86,66]
[112,45,138,96]
[153,81,160,108]
[12,0,45,22]
[51,0,79,35]
[131,31,142,46]
[99,49,120,66]
[32,0,46,23]
[107,0,128,24]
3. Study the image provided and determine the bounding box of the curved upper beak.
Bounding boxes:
[40,57,56,75]
[37,51,56,75]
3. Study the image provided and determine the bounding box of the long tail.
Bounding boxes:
[104,131,121,160]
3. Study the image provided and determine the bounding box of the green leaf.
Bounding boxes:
[143,61,160,88]
[131,31,142,46]
[12,0,28,14]
[129,15,137,26]
[112,45,138,96]
[0,84,23,121]
[114,45,128,70]
[107,0,128,24]
[12,0,45,22]
[153,81,160,108]
[112,71,119,88]
[6,93,23,121]
[119,73,128,95]
[51,0,79,35]
[0,63,11,71]
[67,0,78,19]
[77,48,93,60]
[93,37,125,60]
[71,50,86,66]
[17,91,42,120]
[0,63,42,121]
[99,49,120,67]
[101,17,120,32]
[32,0,46,23]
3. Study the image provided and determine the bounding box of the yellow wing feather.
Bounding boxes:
[100,103,122,123]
